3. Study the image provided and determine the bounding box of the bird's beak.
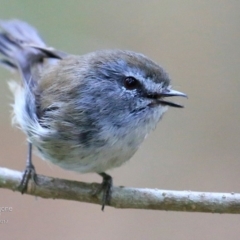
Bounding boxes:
[158,89,187,108]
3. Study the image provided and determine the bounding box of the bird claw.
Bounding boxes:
[93,173,113,211]
[18,163,37,193]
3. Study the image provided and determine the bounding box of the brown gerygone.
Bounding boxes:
[0,19,187,210]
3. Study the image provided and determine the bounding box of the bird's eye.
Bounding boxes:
[124,77,139,90]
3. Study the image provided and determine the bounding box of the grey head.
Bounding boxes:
[72,50,187,128]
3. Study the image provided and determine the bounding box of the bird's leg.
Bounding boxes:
[98,172,113,211]
[18,142,37,193]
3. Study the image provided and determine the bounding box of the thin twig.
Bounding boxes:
[0,166,240,213]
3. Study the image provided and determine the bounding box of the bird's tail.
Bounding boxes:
[0,19,64,87]
[0,20,65,132]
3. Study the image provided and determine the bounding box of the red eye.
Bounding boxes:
[124,77,139,90]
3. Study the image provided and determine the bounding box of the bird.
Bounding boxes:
[0,19,187,210]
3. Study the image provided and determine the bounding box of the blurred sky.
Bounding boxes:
[0,1,240,240]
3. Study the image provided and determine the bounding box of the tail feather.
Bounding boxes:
[0,31,21,62]
[0,19,65,84]
[0,58,17,70]
[0,19,45,47]
[0,19,66,131]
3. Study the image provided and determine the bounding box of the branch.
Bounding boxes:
[1,166,240,213]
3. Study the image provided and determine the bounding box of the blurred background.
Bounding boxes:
[1,1,240,239]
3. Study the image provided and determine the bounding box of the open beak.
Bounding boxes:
[157,89,187,108]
